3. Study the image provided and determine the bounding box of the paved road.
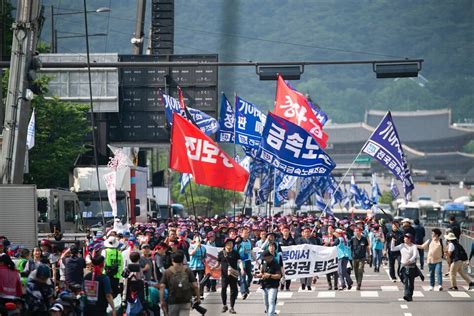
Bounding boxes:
[190,263,474,316]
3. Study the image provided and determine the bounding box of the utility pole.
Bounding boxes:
[0,0,43,184]
[131,0,146,54]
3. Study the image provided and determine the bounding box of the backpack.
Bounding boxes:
[454,243,468,261]
[124,273,148,316]
[167,267,193,304]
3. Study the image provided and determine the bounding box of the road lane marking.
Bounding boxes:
[404,313,413,316]
[317,291,336,298]
[278,292,294,298]
[381,286,399,291]
[448,291,470,298]
[412,291,424,297]
[277,302,285,306]
[400,304,408,309]
[360,291,379,297]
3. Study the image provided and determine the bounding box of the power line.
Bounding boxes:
[177,26,407,59]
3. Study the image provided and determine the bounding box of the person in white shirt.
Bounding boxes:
[391,233,420,301]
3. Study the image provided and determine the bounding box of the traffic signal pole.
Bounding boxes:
[0,0,43,184]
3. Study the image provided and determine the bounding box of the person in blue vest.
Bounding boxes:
[235,227,255,300]
[334,228,353,290]
[188,234,207,300]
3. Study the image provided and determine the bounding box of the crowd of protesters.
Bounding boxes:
[0,213,473,315]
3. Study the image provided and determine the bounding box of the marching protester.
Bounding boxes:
[369,224,385,273]
[417,228,444,290]
[61,244,86,290]
[188,234,207,300]
[390,233,422,301]
[296,227,319,291]
[278,225,296,291]
[26,263,55,315]
[444,232,474,290]
[160,251,200,316]
[236,227,254,300]
[334,228,353,291]
[386,221,403,282]
[350,227,371,290]
[103,236,123,297]
[82,255,116,316]
[0,254,23,299]
[322,225,338,290]
[256,249,282,316]
[413,219,425,270]
[213,238,243,314]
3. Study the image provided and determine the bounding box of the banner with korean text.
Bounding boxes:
[362,111,414,199]
[203,244,337,280]
[216,93,235,143]
[259,112,335,177]
[234,95,266,149]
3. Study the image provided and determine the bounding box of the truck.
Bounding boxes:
[72,166,148,226]
[0,185,84,248]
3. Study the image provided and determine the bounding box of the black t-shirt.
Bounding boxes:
[217,249,241,276]
[260,259,282,289]
[278,236,296,246]
[386,230,403,253]
[350,236,369,260]
[296,237,320,245]
[83,273,112,315]
[63,256,86,286]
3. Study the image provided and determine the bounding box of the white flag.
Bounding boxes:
[26,109,35,150]
[103,171,117,217]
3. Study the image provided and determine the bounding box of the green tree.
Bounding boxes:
[170,172,243,217]
[379,191,393,205]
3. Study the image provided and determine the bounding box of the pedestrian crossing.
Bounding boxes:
[202,285,473,300]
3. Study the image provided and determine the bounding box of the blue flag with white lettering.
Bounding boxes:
[234,95,266,149]
[160,91,182,126]
[259,113,335,177]
[390,178,400,199]
[187,106,220,135]
[362,111,414,199]
[216,93,234,142]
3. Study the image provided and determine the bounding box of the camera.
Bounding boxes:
[192,301,207,315]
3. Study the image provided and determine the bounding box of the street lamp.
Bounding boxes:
[50,6,111,53]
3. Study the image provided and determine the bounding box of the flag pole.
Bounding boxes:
[188,182,197,218]
[319,120,381,217]
[232,93,238,222]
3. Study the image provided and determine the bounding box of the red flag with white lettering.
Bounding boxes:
[273,75,328,148]
[170,113,249,192]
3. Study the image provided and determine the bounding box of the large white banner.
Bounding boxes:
[103,171,117,217]
[203,244,337,280]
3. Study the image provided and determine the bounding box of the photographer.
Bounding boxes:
[160,252,200,316]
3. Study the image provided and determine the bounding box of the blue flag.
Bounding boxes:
[245,160,268,198]
[295,176,318,208]
[350,176,362,202]
[179,173,192,194]
[186,107,220,135]
[235,95,266,149]
[362,111,414,199]
[216,93,234,142]
[160,91,183,126]
[390,178,400,199]
[256,167,275,206]
[259,113,336,177]
[359,189,372,210]
[371,174,382,204]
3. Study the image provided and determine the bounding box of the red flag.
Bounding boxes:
[273,75,328,148]
[170,113,249,192]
